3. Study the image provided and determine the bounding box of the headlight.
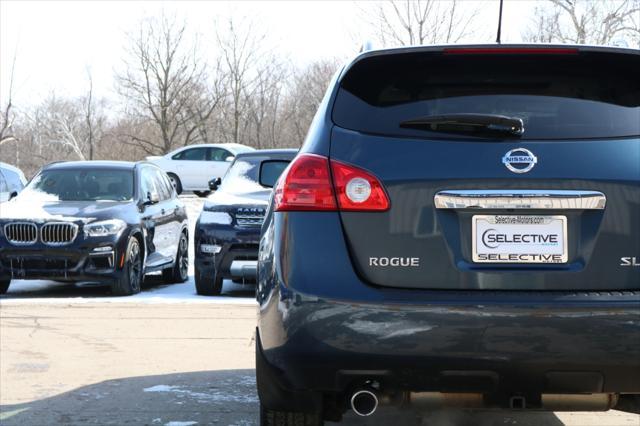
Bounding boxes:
[84,219,126,237]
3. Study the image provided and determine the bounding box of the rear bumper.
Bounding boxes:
[257,211,640,409]
[258,288,640,399]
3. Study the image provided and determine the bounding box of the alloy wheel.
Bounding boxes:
[178,235,189,281]
[128,240,142,292]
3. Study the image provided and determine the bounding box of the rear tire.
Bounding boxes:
[110,237,143,296]
[260,404,323,426]
[167,173,183,195]
[162,232,189,284]
[0,278,10,294]
[616,394,640,414]
[256,334,324,425]
[194,264,223,295]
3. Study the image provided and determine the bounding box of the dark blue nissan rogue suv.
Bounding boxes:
[256,45,640,425]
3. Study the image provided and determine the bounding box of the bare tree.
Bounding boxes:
[21,89,109,163]
[216,16,266,146]
[82,68,107,160]
[524,0,640,47]
[181,61,226,147]
[39,95,87,160]
[116,14,222,155]
[359,0,477,47]
[0,50,18,146]
[282,59,340,146]
[245,56,287,149]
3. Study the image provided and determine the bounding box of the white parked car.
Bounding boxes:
[147,144,254,196]
[0,161,27,203]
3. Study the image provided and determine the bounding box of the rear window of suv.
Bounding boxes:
[332,49,640,140]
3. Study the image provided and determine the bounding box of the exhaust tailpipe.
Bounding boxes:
[542,393,618,411]
[351,389,379,416]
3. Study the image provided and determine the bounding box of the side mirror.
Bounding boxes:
[209,177,222,191]
[259,161,290,188]
[8,191,18,201]
[145,191,160,205]
[225,156,235,162]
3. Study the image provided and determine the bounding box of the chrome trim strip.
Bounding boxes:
[434,190,606,210]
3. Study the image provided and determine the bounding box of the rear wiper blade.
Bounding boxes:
[400,113,525,137]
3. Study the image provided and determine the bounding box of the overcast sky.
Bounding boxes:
[0,0,538,107]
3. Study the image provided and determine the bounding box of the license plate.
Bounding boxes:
[472,215,567,264]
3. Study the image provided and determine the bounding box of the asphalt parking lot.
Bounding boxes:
[1,197,639,426]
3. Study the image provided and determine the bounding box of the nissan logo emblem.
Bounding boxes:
[502,148,537,174]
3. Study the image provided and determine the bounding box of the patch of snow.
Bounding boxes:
[229,421,256,426]
[144,385,179,393]
[142,383,258,404]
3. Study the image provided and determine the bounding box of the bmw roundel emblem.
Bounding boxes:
[502,148,537,174]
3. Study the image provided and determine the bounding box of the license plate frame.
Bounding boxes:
[472,215,568,264]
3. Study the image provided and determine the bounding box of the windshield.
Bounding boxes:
[218,158,263,194]
[333,51,640,140]
[21,169,134,202]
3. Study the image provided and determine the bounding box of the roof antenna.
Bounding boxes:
[496,0,504,43]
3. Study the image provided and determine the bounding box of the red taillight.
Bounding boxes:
[443,47,579,55]
[331,160,390,211]
[274,154,390,212]
[274,154,337,211]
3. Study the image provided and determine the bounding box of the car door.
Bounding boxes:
[151,168,183,260]
[171,147,209,189]
[206,147,233,188]
[139,167,172,264]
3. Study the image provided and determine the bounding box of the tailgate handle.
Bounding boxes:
[434,190,606,210]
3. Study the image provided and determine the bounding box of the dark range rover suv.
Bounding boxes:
[194,149,296,295]
[256,45,640,424]
[0,161,189,295]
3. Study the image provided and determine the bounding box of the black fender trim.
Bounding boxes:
[255,328,323,414]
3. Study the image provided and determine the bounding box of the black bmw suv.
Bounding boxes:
[0,161,189,296]
[256,45,640,424]
[194,149,296,295]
